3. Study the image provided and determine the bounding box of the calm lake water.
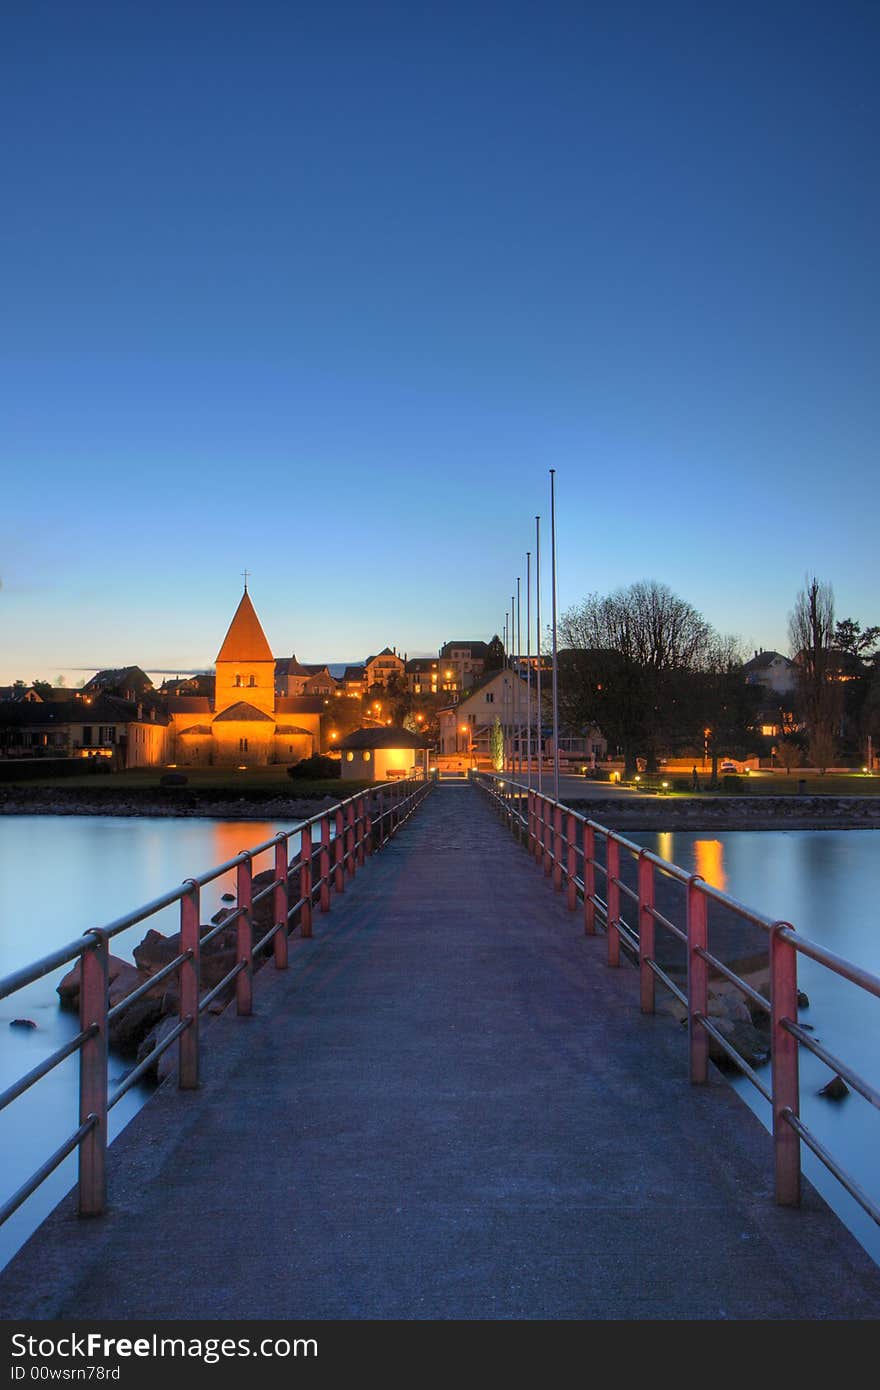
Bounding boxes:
[1,817,878,1272]
[0,816,291,1273]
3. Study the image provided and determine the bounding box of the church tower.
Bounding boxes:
[213,585,276,719]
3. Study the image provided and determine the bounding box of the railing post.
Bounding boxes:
[771,922,801,1207]
[535,794,544,864]
[179,880,201,1088]
[638,851,655,1014]
[320,815,331,911]
[552,807,563,891]
[606,836,620,966]
[527,790,535,855]
[583,822,596,934]
[346,800,356,875]
[334,807,345,892]
[566,813,577,911]
[273,836,289,969]
[356,796,366,866]
[687,875,708,1083]
[543,798,552,876]
[364,794,373,856]
[236,853,253,1016]
[78,930,108,1216]
[300,823,313,937]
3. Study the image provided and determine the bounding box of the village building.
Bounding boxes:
[364,648,405,689]
[338,726,429,782]
[0,694,170,767]
[438,640,490,694]
[438,668,529,756]
[405,657,440,695]
[166,588,324,766]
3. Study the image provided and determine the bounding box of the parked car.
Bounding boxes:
[719,760,738,774]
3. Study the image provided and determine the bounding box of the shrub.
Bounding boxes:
[160,772,188,787]
[287,755,340,780]
[721,774,744,793]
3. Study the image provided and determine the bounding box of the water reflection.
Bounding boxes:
[693,839,726,891]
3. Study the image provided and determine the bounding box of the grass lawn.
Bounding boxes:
[1,765,375,796]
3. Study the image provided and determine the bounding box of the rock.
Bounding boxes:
[797,990,810,1009]
[133,929,181,976]
[57,953,138,1010]
[136,1016,183,1084]
[221,892,235,903]
[819,1074,849,1101]
[9,1018,37,1030]
[108,993,166,1054]
[707,1017,770,1071]
[107,962,148,1009]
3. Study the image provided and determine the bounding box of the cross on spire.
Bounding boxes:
[241,569,251,592]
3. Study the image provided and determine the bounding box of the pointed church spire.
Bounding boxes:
[216,589,274,663]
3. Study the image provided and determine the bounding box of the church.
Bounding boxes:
[168,587,324,766]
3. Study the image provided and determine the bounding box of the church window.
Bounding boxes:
[234,674,242,687]
[248,675,256,687]
[239,738,249,752]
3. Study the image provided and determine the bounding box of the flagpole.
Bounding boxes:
[516,575,522,783]
[526,551,532,792]
[535,515,543,795]
[550,469,560,802]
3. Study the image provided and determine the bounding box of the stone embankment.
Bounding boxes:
[567,794,880,832]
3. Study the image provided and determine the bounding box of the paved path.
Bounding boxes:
[1,784,878,1320]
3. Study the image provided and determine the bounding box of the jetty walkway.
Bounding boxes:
[1,782,878,1319]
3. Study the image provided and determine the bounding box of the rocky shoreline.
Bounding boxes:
[2,785,879,830]
[0,786,342,820]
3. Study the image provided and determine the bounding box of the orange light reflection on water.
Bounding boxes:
[694,838,726,891]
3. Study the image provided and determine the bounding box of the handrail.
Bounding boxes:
[0,773,433,1227]
[474,770,880,1228]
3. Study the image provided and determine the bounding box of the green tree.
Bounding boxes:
[490,717,504,772]
[484,635,505,672]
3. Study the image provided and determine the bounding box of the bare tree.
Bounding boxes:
[558,580,719,779]
[788,577,840,771]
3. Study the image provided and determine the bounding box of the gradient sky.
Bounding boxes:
[2,0,878,683]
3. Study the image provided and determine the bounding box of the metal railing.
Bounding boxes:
[0,775,432,1226]
[474,772,880,1225]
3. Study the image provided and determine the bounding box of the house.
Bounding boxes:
[341,666,367,697]
[81,666,155,702]
[364,648,405,689]
[275,657,338,697]
[743,651,797,696]
[0,695,170,767]
[438,640,489,693]
[338,726,429,782]
[438,668,530,756]
[405,657,440,695]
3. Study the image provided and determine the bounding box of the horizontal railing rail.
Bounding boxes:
[474,771,880,1227]
[0,774,433,1228]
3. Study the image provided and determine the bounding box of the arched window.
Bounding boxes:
[248,674,256,687]
[234,674,242,688]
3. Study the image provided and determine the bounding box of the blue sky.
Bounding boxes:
[1,1,878,682]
